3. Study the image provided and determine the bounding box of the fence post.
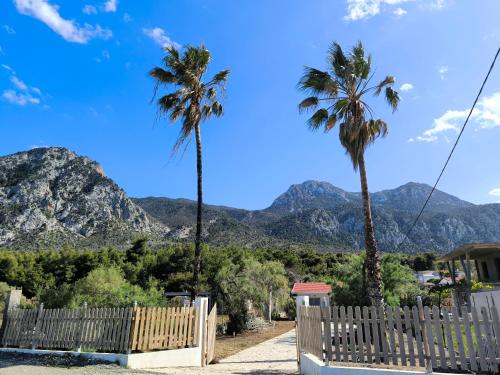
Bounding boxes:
[417,296,432,373]
[194,297,208,366]
[76,302,87,352]
[30,302,44,350]
[0,290,22,343]
[322,306,333,365]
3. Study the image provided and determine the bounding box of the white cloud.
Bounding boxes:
[82,5,97,15]
[10,76,28,91]
[2,25,16,34]
[103,0,118,12]
[489,188,500,197]
[393,7,407,16]
[400,83,413,92]
[94,49,111,63]
[344,0,412,21]
[430,0,447,9]
[439,65,448,80]
[13,0,112,44]
[143,27,180,49]
[123,13,132,23]
[1,64,15,73]
[2,90,40,106]
[412,92,500,142]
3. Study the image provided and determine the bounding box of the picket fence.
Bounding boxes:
[297,304,500,373]
[1,305,200,353]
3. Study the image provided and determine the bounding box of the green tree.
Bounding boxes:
[41,267,164,308]
[215,255,289,333]
[150,46,229,296]
[298,41,400,307]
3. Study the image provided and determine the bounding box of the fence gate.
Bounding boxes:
[204,303,217,365]
[296,304,500,374]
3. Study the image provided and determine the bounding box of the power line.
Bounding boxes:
[397,47,500,251]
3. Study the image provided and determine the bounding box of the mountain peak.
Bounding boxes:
[0,147,161,249]
[268,180,355,213]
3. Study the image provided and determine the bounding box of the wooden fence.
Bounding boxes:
[130,306,199,351]
[297,304,500,373]
[1,304,201,354]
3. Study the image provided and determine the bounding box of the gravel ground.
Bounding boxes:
[0,329,298,375]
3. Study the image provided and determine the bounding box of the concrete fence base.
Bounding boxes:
[299,353,456,375]
[0,346,202,369]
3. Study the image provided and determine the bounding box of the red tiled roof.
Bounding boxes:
[292,282,332,294]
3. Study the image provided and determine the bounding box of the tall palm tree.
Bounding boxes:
[298,41,399,307]
[150,45,229,297]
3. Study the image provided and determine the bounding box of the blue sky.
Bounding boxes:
[0,0,499,210]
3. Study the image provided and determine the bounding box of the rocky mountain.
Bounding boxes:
[136,181,500,253]
[0,147,166,249]
[1,147,499,253]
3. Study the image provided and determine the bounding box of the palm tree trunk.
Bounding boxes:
[358,152,384,307]
[192,121,203,299]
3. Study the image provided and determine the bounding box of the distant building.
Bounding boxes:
[416,270,440,284]
[292,282,332,308]
[441,242,500,310]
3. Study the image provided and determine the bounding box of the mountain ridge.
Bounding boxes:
[1,147,499,253]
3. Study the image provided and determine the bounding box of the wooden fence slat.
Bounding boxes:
[386,307,397,365]
[451,306,467,370]
[403,306,416,367]
[332,306,340,362]
[432,306,447,369]
[322,306,333,363]
[340,306,348,362]
[167,307,175,349]
[471,306,488,372]
[347,307,356,362]
[442,307,457,370]
[378,306,389,364]
[186,306,193,347]
[371,306,381,364]
[395,307,406,366]
[462,306,478,371]
[355,306,364,363]
[481,307,497,372]
[490,305,500,369]
[423,306,437,369]
[411,306,425,367]
[362,306,372,364]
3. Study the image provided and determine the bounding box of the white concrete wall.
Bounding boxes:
[126,347,201,368]
[299,353,453,375]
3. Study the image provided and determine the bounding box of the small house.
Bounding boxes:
[292,282,332,309]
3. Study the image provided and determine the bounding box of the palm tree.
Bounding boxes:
[150,45,229,297]
[298,41,399,307]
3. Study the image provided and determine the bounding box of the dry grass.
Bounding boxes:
[214,320,295,361]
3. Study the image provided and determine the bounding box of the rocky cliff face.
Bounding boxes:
[1,148,498,253]
[0,147,165,249]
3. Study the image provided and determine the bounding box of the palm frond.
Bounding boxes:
[212,101,223,117]
[212,69,230,84]
[307,108,329,131]
[201,104,212,119]
[374,75,395,95]
[298,96,319,113]
[325,114,337,132]
[298,67,337,96]
[328,42,348,78]
[385,87,399,112]
[158,93,181,112]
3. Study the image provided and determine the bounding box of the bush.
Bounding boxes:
[40,267,164,308]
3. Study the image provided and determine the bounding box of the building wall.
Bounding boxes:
[475,256,500,283]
